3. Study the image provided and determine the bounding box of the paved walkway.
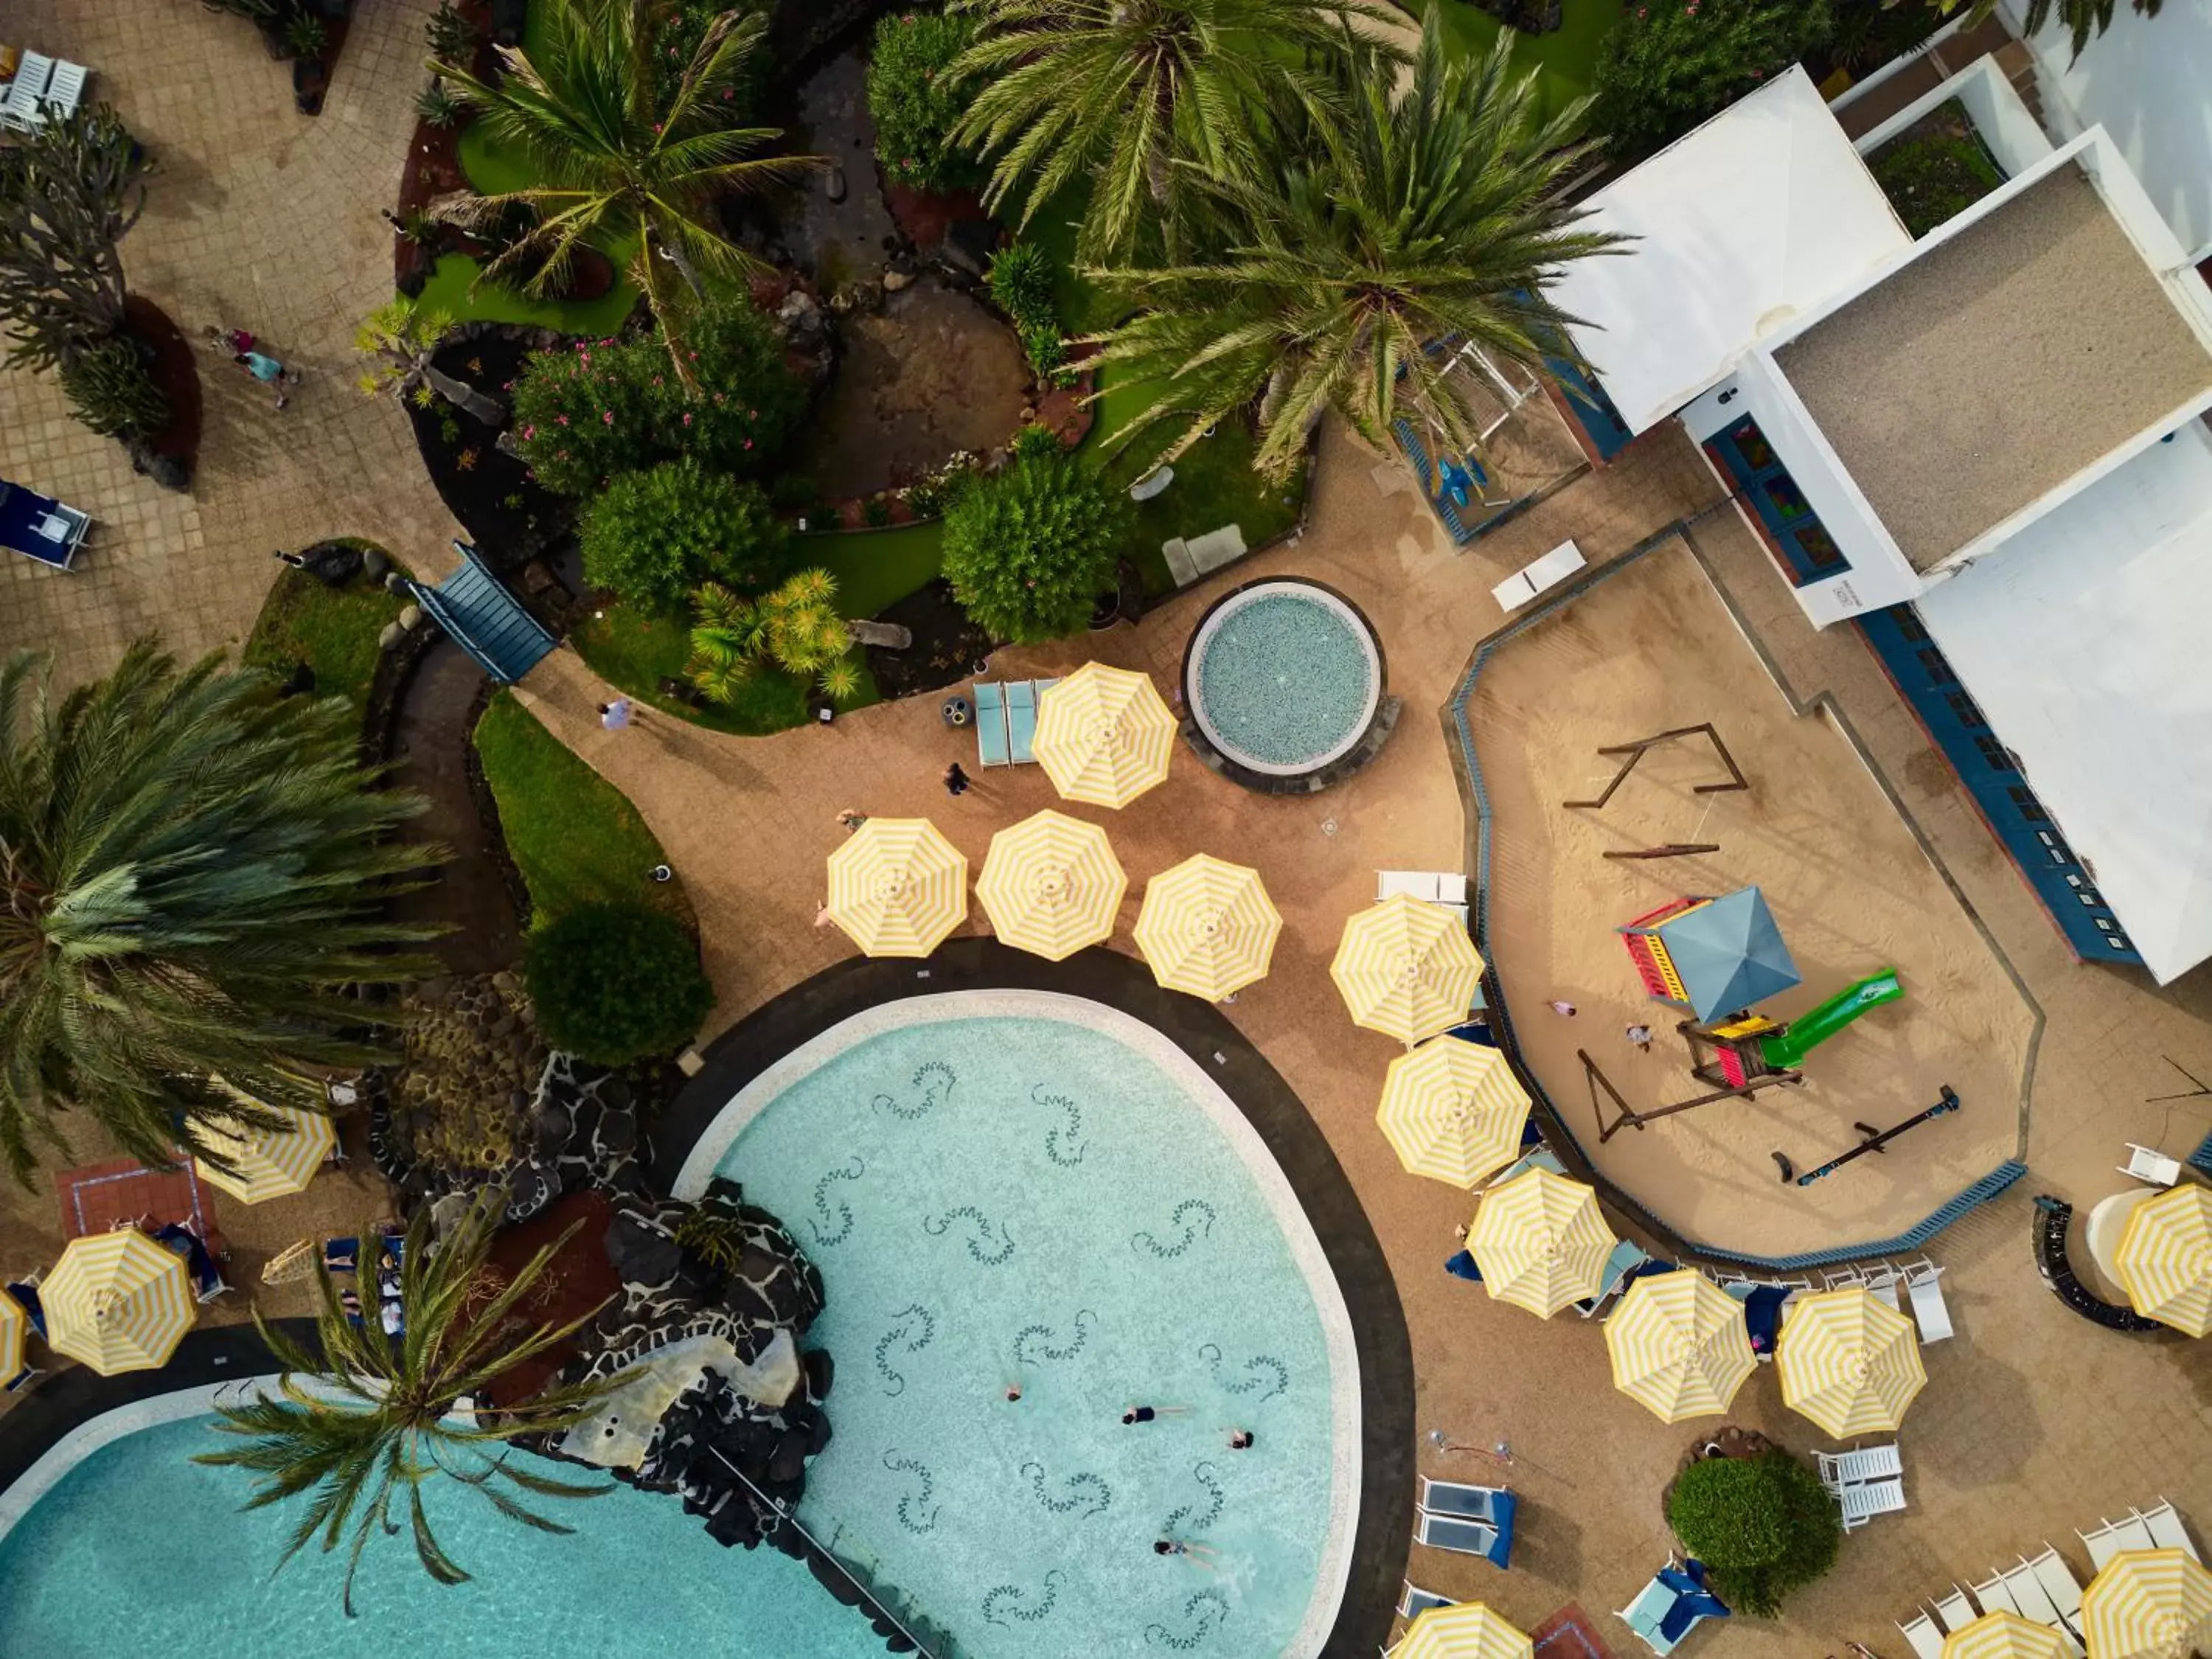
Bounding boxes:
[0,0,460,689]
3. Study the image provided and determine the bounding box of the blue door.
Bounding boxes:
[1703,417,1852,588]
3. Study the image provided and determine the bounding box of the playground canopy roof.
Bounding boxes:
[1655,887,1802,1022]
[1916,418,2212,985]
[1551,67,1910,437]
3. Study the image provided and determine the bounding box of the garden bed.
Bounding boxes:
[1866,98,2006,239]
[404,330,571,562]
[863,576,992,700]
[240,546,408,717]
[121,293,202,477]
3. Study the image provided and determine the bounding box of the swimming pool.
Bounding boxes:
[0,1399,890,1658]
[677,990,1358,1659]
[1186,580,1382,776]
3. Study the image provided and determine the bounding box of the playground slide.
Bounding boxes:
[1757,970,1904,1071]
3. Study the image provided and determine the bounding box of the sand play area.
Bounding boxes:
[1470,535,2036,1257]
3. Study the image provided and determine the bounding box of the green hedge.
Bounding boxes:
[1667,1450,1841,1617]
[523,900,714,1065]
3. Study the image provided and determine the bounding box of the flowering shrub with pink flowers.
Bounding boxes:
[650,0,773,118]
[865,10,980,195]
[1590,0,1833,159]
[508,299,804,497]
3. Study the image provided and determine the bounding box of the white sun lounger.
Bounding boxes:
[1931,1587,1979,1633]
[2000,1560,2077,1645]
[1907,1262,1953,1343]
[1419,1478,1509,1524]
[40,59,86,122]
[2081,1515,2157,1570]
[1839,1478,1906,1530]
[1399,1582,1453,1620]
[2027,1548,2085,1632]
[0,52,52,131]
[1415,1511,1499,1557]
[2139,1501,2200,1562]
[1971,1572,2023,1617]
[1818,1445,1903,1491]
[1898,1613,1944,1659]
[2118,1143,2183,1186]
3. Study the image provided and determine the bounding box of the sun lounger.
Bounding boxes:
[1932,1587,1979,1633]
[1897,1613,1944,1659]
[41,59,85,121]
[2118,1143,2183,1186]
[323,1236,361,1273]
[1414,1510,1499,1557]
[1971,1571,2024,1617]
[1907,1262,1953,1343]
[2138,1501,2199,1562]
[0,52,52,131]
[1,481,91,569]
[1818,1445,1902,1491]
[1743,1284,1790,1358]
[1863,1265,1903,1310]
[1619,1578,1682,1656]
[1419,1478,1508,1523]
[1579,1239,1656,1317]
[1006,680,1039,764]
[1838,1478,1906,1531]
[1485,1146,1565,1189]
[2001,1561,2084,1654]
[1399,1582,1453,1621]
[2080,1515,2156,1570]
[973,681,1010,767]
[2026,1548,2085,1632]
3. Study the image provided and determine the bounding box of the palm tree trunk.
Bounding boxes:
[417,361,505,426]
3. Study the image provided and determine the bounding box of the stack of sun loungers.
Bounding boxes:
[971,678,1060,768]
[1821,1257,1953,1342]
[1816,1444,1906,1531]
[0,52,89,131]
[1617,1557,1731,1655]
[1412,1476,1516,1568]
[1898,1501,2201,1659]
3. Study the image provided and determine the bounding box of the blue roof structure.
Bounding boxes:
[409,541,556,685]
[1658,887,1801,1021]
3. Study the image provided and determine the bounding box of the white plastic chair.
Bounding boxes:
[2118,1143,2183,1186]
[40,60,85,121]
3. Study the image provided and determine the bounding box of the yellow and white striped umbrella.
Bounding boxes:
[1376,1037,1531,1188]
[1033,662,1178,810]
[1329,894,1484,1045]
[1604,1270,1757,1422]
[1775,1286,1927,1437]
[44,1229,193,1376]
[2081,1549,2212,1659]
[826,817,969,958]
[1394,1601,1533,1659]
[194,1092,337,1204]
[0,1286,24,1384]
[976,809,1127,961]
[1464,1166,1617,1318]
[1942,1611,2071,1659]
[1133,853,1282,1001]
[2113,1182,2212,1338]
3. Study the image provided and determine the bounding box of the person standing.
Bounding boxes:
[943,761,971,798]
[1548,1000,1578,1018]
[836,808,869,833]
[1626,1023,1654,1052]
[598,698,635,731]
[234,349,300,409]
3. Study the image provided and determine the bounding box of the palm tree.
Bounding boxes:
[949,0,1405,264]
[431,0,818,387]
[0,644,438,1186]
[1083,9,1626,480]
[199,1189,616,1612]
[354,296,506,424]
[1927,0,2160,63]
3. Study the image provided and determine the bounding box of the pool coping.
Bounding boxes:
[652,939,1413,1659]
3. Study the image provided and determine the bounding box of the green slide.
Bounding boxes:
[1757,970,1904,1071]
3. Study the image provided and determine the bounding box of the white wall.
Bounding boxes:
[2003,0,2212,259]
[1679,358,1923,627]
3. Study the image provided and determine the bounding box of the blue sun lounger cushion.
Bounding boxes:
[974,682,1011,767]
[1007,680,1040,764]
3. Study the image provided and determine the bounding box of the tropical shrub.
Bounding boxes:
[1867,110,2003,237]
[509,302,804,497]
[867,10,980,193]
[686,569,863,707]
[524,901,714,1064]
[1010,422,1062,460]
[580,458,790,610]
[941,453,1127,643]
[1666,1450,1842,1618]
[425,0,476,63]
[414,78,462,128]
[987,241,1054,329]
[58,333,166,437]
[1590,0,1834,159]
[0,644,435,1186]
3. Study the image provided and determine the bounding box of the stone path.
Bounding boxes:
[0,0,462,690]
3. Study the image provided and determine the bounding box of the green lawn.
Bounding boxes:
[814,521,945,619]
[1426,0,1624,115]
[240,556,408,718]
[472,689,690,927]
[414,252,639,334]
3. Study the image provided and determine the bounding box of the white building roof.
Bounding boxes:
[1916,421,2212,984]
[1552,66,1911,435]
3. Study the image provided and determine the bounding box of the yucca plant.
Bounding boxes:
[0,644,440,1186]
[414,78,462,129]
[950,0,1405,263]
[1086,9,1626,480]
[354,295,505,424]
[198,1189,616,1613]
[430,0,821,388]
[425,0,477,63]
[686,569,863,706]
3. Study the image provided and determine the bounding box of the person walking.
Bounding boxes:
[836,808,869,833]
[234,349,300,409]
[598,698,635,731]
[1548,1000,1578,1018]
[942,761,971,798]
[1626,1023,1654,1053]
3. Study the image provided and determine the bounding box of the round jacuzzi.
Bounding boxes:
[1183,579,1388,785]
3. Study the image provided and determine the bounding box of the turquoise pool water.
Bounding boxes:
[700,998,1353,1659]
[0,1411,888,1658]
[1193,586,1378,772]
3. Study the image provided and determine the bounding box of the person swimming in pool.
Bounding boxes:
[1227,1429,1255,1450]
[1153,1539,1220,1568]
[1122,1405,1189,1425]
